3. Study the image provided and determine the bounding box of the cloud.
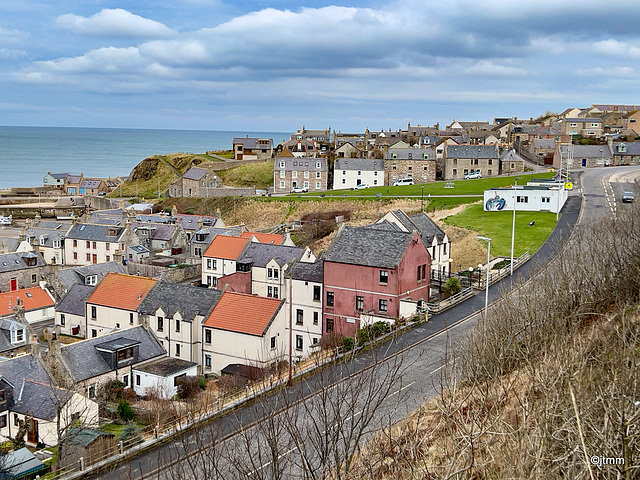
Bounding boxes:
[574,66,635,77]
[464,60,527,77]
[593,39,640,59]
[55,9,174,38]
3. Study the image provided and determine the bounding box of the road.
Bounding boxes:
[86,166,640,480]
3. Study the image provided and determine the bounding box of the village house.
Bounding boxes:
[443,144,500,180]
[0,353,99,447]
[132,357,199,399]
[201,235,251,288]
[286,257,324,359]
[52,261,125,299]
[168,166,222,198]
[131,220,188,255]
[0,251,48,293]
[562,118,604,138]
[622,110,640,136]
[189,225,244,259]
[0,285,55,325]
[232,137,273,161]
[290,126,331,152]
[384,147,436,186]
[201,290,286,375]
[64,175,83,195]
[63,222,139,266]
[84,273,157,339]
[333,158,384,189]
[553,144,613,169]
[79,179,108,196]
[137,282,223,364]
[46,325,166,397]
[22,219,71,265]
[42,172,69,189]
[55,284,94,338]
[611,142,640,165]
[500,150,526,175]
[374,210,451,277]
[322,224,431,337]
[273,157,328,194]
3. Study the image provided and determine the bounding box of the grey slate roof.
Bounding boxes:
[290,258,324,283]
[56,284,95,316]
[132,223,177,241]
[500,150,526,163]
[80,179,102,188]
[334,158,384,171]
[137,282,223,322]
[57,262,125,291]
[232,137,273,149]
[182,167,208,180]
[407,212,447,244]
[174,214,219,231]
[13,379,73,421]
[66,223,123,242]
[190,226,243,246]
[59,325,165,383]
[323,225,412,269]
[0,252,46,273]
[0,317,26,353]
[532,138,556,149]
[0,447,45,479]
[446,144,499,159]
[26,227,67,248]
[275,158,327,171]
[238,243,304,268]
[133,357,197,377]
[0,354,52,388]
[386,148,435,160]
[0,238,20,253]
[612,142,640,155]
[558,144,612,159]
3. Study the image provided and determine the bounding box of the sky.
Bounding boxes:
[1,0,638,132]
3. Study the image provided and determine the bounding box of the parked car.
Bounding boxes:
[464,171,482,180]
[353,183,369,190]
[622,191,635,203]
[393,177,415,186]
[291,186,307,193]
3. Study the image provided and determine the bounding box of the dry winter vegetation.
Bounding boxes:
[346,204,640,479]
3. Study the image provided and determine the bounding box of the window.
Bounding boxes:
[0,414,6,429]
[60,314,66,326]
[379,270,388,284]
[175,344,181,356]
[118,347,134,361]
[379,299,388,312]
[136,375,141,386]
[280,170,286,178]
[205,329,211,344]
[267,268,273,279]
[392,164,397,171]
[270,336,276,349]
[542,197,550,203]
[316,171,321,179]
[73,252,78,260]
[205,355,212,369]
[157,316,164,332]
[53,240,61,249]
[304,171,309,179]
[212,259,217,269]
[280,181,286,188]
[356,296,364,312]
[14,414,19,427]
[296,335,303,350]
[87,385,96,399]
[175,319,181,333]
[326,291,334,307]
[517,195,529,203]
[313,311,319,325]
[129,312,134,325]
[115,323,120,329]
[91,306,97,319]
[292,171,297,178]
[273,287,278,298]
[86,253,91,261]
[267,286,273,297]
[488,169,492,175]
[417,265,421,281]
[326,317,334,332]
[92,329,97,338]
[452,169,457,176]
[296,309,304,325]
[342,178,346,184]
[0,390,4,402]
[105,243,110,250]
[73,239,77,247]
[207,259,212,269]
[453,159,457,165]
[122,375,129,387]
[86,241,91,248]
[422,264,426,280]
[316,182,321,189]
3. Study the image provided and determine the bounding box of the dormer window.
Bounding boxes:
[117,347,134,361]
[53,240,61,249]
[86,275,98,286]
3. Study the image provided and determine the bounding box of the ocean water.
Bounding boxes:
[0,126,287,189]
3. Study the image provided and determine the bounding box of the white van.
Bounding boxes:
[393,177,414,186]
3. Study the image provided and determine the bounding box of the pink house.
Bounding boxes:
[322,225,430,337]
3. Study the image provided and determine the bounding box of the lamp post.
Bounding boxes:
[477,236,491,321]
[468,266,474,288]
[477,263,482,289]
[510,177,521,276]
[421,184,424,212]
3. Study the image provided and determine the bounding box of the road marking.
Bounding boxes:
[387,381,415,398]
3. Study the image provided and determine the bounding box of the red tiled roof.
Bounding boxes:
[203,235,250,260]
[203,291,283,336]
[0,286,55,314]
[240,231,285,245]
[87,273,157,311]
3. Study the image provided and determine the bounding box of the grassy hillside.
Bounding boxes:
[217,161,274,189]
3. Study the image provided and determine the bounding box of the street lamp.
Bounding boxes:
[510,177,521,276]
[477,263,483,289]
[468,266,474,288]
[477,236,491,321]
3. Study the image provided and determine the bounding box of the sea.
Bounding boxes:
[0,126,288,189]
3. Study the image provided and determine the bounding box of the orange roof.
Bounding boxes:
[240,231,285,245]
[203,291,283,336]
[203,235,250,260]
[87,273,157,311]
[0,286,55,314]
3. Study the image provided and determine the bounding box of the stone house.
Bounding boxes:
[273,157,328,194]
[384,147,436,185]
[500,150,526,175]
[168,166,222,198]
[232,137,273,161]
[443,144,500,180]
[0,251,48,293]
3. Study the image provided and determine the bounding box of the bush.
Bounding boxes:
[176,376,201,399]
[120,421,142,445]
[117,400,135,422]
[342,336,355,351]
[102,380,125,402]
[442,277,462,298]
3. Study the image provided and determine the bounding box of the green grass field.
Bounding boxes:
[442,203,558,257]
